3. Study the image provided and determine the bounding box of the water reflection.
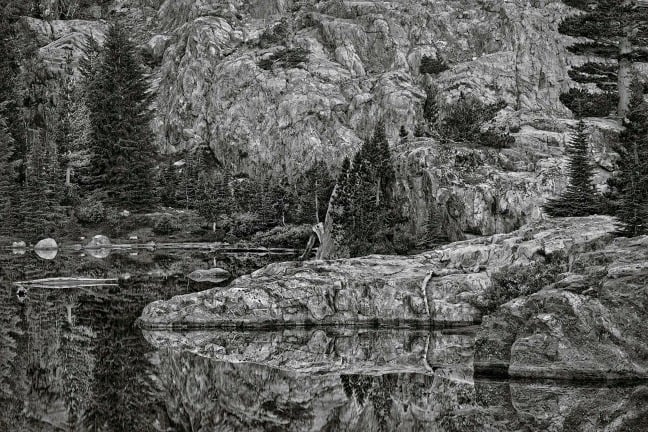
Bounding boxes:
[1,251,647,431]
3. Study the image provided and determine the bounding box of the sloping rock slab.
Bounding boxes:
[139,216,616,329]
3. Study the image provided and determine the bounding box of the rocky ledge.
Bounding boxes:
[140,216,616,329]
[474,232,648,381]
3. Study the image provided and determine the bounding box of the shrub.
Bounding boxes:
[437,97,512,147]
[258,19,290,48]
[251,224,312,248]
[76,199,105,224]
[480,252,569,315]
[258,47,309,70]
[419,55,449,75]
[231,212,267,238]
[478,130,515,149]
[152,214,178,235]
[559,88,617,117]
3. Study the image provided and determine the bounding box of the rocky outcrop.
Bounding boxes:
[475,234,648,381]
[19,1,629,240]
[139,216,617,329]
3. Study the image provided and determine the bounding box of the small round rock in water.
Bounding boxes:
[85,235,112,259]
[34,238,58,260]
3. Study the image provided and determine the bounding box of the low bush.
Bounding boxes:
[419,55,449,75]
[152,214,178,235]
[251,224,312,248]
[435,96,514,148]
[480,252,569,315]
[258,19,290,48]
[559,88,617,117]
[258,47,309,70]
[76,199,105,224]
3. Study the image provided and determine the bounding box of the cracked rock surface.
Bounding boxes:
[139,216,616,330]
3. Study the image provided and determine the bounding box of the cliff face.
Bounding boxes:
[19,0,623,238]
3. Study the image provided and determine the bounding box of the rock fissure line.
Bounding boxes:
[421,272,433,318]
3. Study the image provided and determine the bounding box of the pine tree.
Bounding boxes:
[544,119,600,217]
[21,127,65,240]
[87,23,157,210]
[423,203,450,247]
[558,1,648,117]
[0,114,19,235]
[615,90,648,236]
[334,122,406,256]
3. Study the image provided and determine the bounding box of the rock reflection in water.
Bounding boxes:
[143,328,476,376]
[151,328,648,432]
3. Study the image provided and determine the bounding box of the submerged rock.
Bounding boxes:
[187,267,231,283]
[139,216,616,330]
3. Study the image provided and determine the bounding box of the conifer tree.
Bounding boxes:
[558,1,648,117]
[544,119,600,217]
[0,114,19,235]
[334,122,406,256]
[87,23,157,210]
[21,127,65,240]
[615,90,648,236]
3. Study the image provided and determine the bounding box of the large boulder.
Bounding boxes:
[474,234,648,381]
[34,238,58,250]
[139,216,616,330]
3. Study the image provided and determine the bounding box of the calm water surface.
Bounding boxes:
[1,250,646,431]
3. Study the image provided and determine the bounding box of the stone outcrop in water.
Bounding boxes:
[140,215,648,381]
[187,267,231,283]
[139,216,616,329]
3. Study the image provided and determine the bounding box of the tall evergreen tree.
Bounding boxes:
[0,114,19,235]
[0,2,38,184]
[615,90,648,236]
[558,1,648,117]
[333,122,406,256]
[20,126,65,240]
[87,23,157,210]
[544,119,600,217]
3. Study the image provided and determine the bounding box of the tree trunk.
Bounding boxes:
[618,36,633,119]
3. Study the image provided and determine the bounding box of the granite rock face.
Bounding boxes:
[475,234,648,381]
[19,1,626,239]
[139,216,617,329]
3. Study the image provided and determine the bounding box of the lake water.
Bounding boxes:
[1,250,646,431]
